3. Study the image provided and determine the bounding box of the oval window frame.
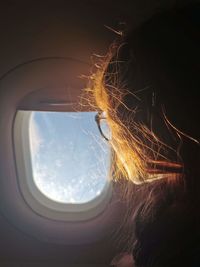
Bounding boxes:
[14,110,112,221]
[0,57,120,245]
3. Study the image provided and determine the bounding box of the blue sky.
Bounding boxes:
[29,111,110,204]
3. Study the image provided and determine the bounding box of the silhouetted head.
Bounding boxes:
[87,3,200,184]
[86,3,200,266]
[116,3,199,139]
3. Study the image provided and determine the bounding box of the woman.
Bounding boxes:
[86,2,200,267]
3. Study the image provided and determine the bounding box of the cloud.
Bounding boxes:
[55,159,62,168]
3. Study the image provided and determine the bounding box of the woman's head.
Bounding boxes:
[118,4,200,139]
[86,3,200,184]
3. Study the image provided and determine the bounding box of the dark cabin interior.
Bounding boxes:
[0,1,197,266]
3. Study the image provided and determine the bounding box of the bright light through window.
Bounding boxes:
[29,111,110,204]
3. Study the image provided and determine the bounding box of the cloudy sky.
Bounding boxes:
[29,111,110,204]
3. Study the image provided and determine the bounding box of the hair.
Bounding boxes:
[84,2,200,266]
[84,4,200,184]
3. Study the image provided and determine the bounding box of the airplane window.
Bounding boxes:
[28,111,110,204]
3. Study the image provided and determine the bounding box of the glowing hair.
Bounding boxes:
[84,4,200,266]
[84,43,183,184]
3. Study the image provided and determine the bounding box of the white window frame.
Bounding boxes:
[0,57,118,244]
[14,110,112,221]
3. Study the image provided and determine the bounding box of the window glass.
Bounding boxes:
[29,111,110,204]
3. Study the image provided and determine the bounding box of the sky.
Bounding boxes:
[29,111,110,204]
